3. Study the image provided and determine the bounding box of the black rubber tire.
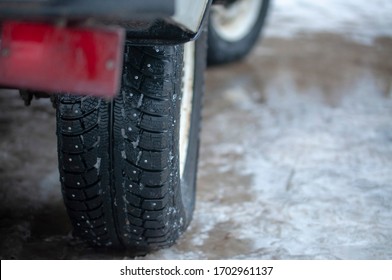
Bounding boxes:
[207,0,270,65]
[55,31,206,252]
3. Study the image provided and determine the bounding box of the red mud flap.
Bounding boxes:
[0,21,125,98]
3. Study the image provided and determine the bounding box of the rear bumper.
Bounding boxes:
[0,0,175,21]
[0,0,211,43]
[0,0,211,95]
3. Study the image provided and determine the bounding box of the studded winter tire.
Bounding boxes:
[55,32,206,252]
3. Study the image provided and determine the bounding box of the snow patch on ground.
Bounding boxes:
[265,0,392,43]
[236,72,392,259]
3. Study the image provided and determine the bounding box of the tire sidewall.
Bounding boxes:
[180,27,207,225]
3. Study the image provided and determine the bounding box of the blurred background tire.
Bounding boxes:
[208,0,270,65]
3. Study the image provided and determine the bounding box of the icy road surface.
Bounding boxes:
[1,0,392,259]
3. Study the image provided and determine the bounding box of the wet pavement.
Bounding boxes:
[147,34,392,260]
[1,1,392,259]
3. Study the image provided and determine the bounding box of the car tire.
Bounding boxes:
[207,0,270,65]
[55,29,206,252]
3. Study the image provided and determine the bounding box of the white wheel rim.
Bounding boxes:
[179,42,195,179]
[211,0,263,42]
